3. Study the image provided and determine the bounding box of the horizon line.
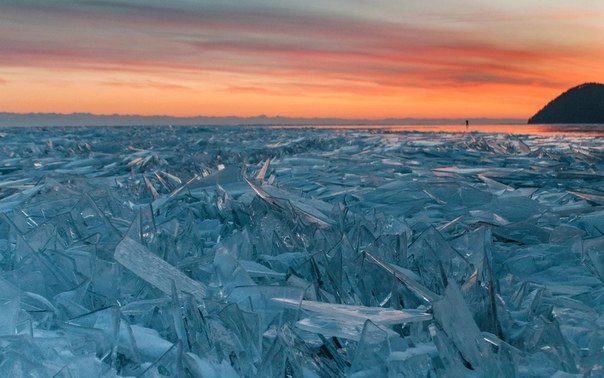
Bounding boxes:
[0,111,526,126]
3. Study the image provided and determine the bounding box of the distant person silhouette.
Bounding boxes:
[465,120,469,131]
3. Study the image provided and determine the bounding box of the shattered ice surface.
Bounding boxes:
[0,125,603,377]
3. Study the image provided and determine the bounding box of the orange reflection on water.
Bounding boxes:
[272,124,604,137]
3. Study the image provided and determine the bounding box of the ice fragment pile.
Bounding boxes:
[0,126,603,377]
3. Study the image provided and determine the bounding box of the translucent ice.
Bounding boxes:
[350,320,392,374]
[274,298,432,325]
[0,125,603,376]
[129,324,174,359]
[0,297,20,336]
[432,283,502,375]
[295,315,397,341]
[114,237,207,302]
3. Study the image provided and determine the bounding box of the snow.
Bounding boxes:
[0,125,602,376]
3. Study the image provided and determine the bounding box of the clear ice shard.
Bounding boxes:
[244,177,333,227]
[129,324,174,359]
[114,237,207,302]
[0,297,20,336]
[407,226,472,295]
[226,285,304,332]
[432,282,499,375]
[185,352,240,378]
[350,320,392,375]
[295,315,398,341]
[238,259,287,280]
[274,298,432,325]
[211,247,255,299]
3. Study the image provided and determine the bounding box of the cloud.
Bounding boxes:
[0,0,602,98]
[101,79,195,91]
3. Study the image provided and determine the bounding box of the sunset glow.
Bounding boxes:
[2,1,603,119]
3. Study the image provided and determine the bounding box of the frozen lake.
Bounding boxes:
[0,125,602,376]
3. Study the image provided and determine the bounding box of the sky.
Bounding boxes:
[1,0,603,120]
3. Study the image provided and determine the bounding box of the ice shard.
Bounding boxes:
[114,237,207,303]
[0,125,603,376]
[432,282,500,375]
[274,298,432,325]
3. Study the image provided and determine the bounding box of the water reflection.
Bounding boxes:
[272,124,604,136]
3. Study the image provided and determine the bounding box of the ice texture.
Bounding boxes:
[114,237,207,302]
[0,125,603,376]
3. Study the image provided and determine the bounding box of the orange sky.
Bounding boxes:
[1,1,603,119]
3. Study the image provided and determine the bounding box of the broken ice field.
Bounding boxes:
[0,125,603,377]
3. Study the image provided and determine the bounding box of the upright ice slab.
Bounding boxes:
[114,237,207,303]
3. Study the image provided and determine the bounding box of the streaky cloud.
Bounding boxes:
[1,0,600,92]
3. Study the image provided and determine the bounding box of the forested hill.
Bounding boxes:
[528,83,604,124]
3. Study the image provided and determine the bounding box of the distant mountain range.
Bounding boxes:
[0,112,523,127]
[528,82,604,124]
